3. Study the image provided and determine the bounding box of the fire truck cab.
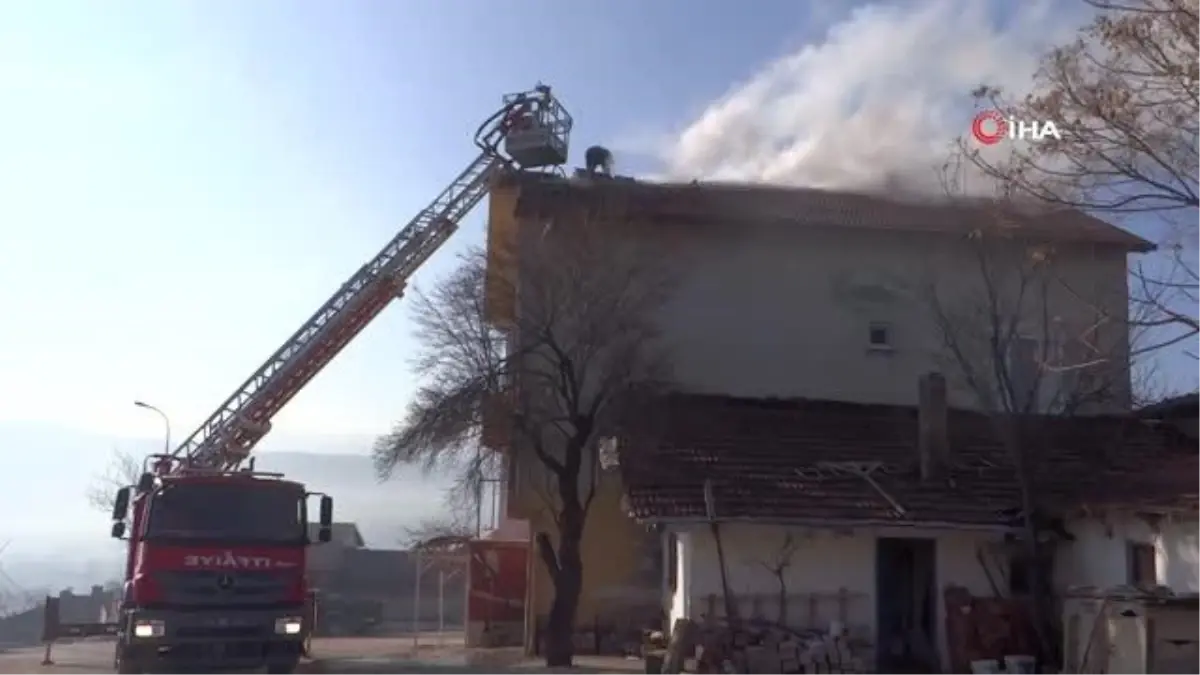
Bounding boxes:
[109,455,332,674]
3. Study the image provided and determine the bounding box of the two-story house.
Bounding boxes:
[479,169,1196,667]
[492,174,1144,412]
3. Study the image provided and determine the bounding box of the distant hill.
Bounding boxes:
[0,421,456,593]
[250,449,454,545]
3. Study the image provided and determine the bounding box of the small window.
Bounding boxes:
[868,322,892,349]
[1127,541,1157,586]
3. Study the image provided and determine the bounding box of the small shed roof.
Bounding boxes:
[617,394,1197,527]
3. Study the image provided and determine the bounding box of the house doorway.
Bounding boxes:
[876,537,938,673]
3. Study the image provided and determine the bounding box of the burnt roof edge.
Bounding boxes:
[500,170,1155,253]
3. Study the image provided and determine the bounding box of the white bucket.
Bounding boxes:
[970,659,1001,673]
[1005,654,1037,673]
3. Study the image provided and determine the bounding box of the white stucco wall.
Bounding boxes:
[643,220,1132,411]
[1054,514,1200,592]
[668,532,688,630]
[666,522,1006,671]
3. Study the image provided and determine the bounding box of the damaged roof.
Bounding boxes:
[500,171,1154,252]
[616,394,1197,527]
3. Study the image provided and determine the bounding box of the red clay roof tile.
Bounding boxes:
[617,394,1197,526]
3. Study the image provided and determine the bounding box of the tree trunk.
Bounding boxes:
[1008,419,1058,668]
[543,509,584,667]
[776,576,788,626]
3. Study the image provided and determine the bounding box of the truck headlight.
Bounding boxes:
[274,616,303,635]
[132,619,165,638]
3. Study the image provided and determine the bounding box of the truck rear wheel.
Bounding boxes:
[266,659,299,674]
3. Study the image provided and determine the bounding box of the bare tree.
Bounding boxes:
[961,0,1198,358]
[933,150,1170,409]
[754,530,804,626]
[911,196,1156,666]
[86,448,142,513]
[374,209,673,666]
[922,231,1141,415]
[918,232,1055,664]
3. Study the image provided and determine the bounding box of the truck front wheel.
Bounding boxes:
[114,646,142,674]
[115,653,141,672]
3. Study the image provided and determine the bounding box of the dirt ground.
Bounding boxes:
[0,635,644,674]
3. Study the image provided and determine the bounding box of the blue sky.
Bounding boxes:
[0,0,1194,553]
[0,0,852,557]
[0,0,838,440]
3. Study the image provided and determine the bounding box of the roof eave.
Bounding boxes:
[637,514,1019,533]
[503,173,1160,253]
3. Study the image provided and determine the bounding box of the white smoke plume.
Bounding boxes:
[645,0,1088,195]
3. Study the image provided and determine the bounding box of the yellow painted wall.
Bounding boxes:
[484,177,519,328]
[484,178,660,651]
[481,177,520,454]
[521,470,657,646]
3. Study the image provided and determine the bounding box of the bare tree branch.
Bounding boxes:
[401,516,475,549]
[373,204,674,666]
[920,150,1166,665]
[958,0,1198,361]
[751,530,806,627]
[86,448,141,513]
[398,450,503,547]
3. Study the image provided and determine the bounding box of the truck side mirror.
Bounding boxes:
[111,487,131,522]
[317,495,333,543]
[319,496,333,526]
[110,521,126,539]
[136,472,154,493]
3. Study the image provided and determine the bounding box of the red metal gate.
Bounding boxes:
[466,539,528,646]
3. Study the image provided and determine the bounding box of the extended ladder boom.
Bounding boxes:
[175,86,572,470]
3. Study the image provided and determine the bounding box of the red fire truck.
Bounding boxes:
[108,455,331,673]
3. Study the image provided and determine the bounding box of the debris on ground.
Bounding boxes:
[659,618,872,674]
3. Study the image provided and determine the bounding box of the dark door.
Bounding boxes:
[876,537,938,673]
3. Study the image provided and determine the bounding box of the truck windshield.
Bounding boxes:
[144,482,305,544]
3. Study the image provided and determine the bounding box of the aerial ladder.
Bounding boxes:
[166,85,572,471]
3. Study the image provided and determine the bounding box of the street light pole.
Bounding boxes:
[133,400,172,455]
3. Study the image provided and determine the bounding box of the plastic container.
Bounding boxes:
[1005,654,1037,673]
[970,659,1001,673]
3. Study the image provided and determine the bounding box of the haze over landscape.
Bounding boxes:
[0,422,452,593]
